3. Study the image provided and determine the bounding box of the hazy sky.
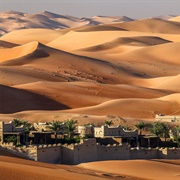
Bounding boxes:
[0,0,179,18]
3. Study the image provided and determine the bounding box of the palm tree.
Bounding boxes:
[13,119,31,131]
[122,125,132,131]
[150,122,169,141]
[64,119,77,139]
[172,126,180,147]
[49,120,64,144]
[134,122,145,135]
[13,118,23,127]
[104,120,113,126]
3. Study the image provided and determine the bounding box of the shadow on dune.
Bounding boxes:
[0,84,69,114]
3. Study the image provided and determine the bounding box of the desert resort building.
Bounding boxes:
[0,120,180,164]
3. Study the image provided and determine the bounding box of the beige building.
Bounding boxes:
[78,125,138,138]
[33,122,50,132]
[0,121,28,144]
[155,114,180,122]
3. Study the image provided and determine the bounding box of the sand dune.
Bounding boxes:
[0,28,63,44]
[0,40,18,48]
[0,41,40,62]
[0,12,180,121]
[106,42,180,66]
[0,11,134,36]
[47,30,180,54]
[0,84,68,113]
[0,156,111,180]
[153,15,177,20]
[13,81,170,109]
[79,160,180,180]
[79,36,171,53]
[169,16,180,22]
[112,18,180,34]
[144,74,180,92]
[61,93,180,118]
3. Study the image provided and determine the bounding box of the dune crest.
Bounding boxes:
[0,12,180,122]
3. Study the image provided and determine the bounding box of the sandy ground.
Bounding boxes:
[79,160,180,180]
[0,156,142,180]
[0,155,179,180]
[0,13,180,122]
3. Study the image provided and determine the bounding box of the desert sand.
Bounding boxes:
[1,154,180,180]
[79,160,180,180]
[0,11,180,180]
[0,12,180,123]
[0,154,145,180]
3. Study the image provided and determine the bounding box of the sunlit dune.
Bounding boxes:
[111,18,180,34]
[61,93,180,118]
[13,81,170,109]
[0,12,180,125]
[0,28,63,44]
[79,160,180,180]
[0,41,39,62]
[0,156,110,180]
[0,84,69,114]
[169,16,180,22]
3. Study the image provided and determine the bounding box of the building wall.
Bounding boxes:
[37,144,61,163]
[97,144,130,161]
[93,125,138,138]
[0,121,3,142]
[74,139,97,164]
[120,129,138,138]
[0,121,25,133]
[78,126,94,137]
[130,148,158,159]
[167,148,180,159]
[34,123,49,132]
[156,115,180,122]
[61,144,75,164]
[1,139,180,165]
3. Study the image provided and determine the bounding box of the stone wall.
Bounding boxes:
[1,139,180,165]
[37,144,61,163]
[0,143,37,160]
[97,144,130,161]
[130,148,158,159]
[74,139,98,164]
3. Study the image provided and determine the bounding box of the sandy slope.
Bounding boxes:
[13,81,170,109]
[0,84,68,114]
[61,93,180,118]
[0,13,180,122]
[0,11,134,36]
[0,156,113,180]
[169,16,180,22]
[0,28,63,44]
[79,160,180,180]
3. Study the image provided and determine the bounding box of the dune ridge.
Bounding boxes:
[0,12,180,123]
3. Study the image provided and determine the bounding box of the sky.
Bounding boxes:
[0,0,179,18]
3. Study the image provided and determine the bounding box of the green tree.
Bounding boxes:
[13,119,31,131]
[5,136,17,145]
[104,120,113,126]
[13,118,23,127]
[172,126,180,147]
[122,125,132,131]
[135,122,145,135]
[64,119,77,139]
[49,120,64,144]
[150,122,169,141]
